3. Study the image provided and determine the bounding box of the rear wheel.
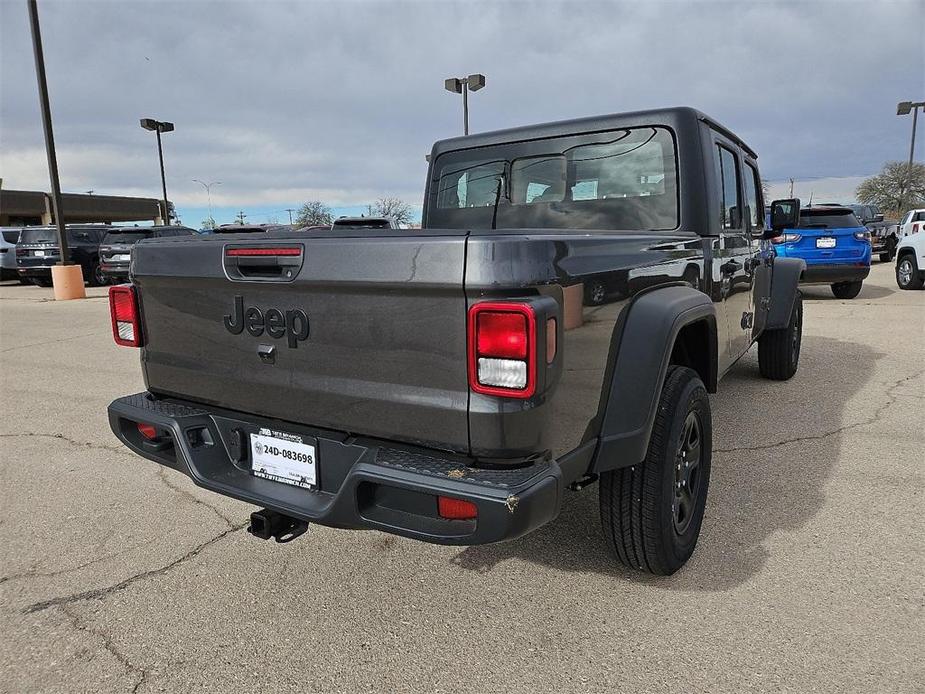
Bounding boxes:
[599,366,712,575]
[758,291,802,380]
[896,254,924,290]
[88,262,107,287]
[831,280,862,299]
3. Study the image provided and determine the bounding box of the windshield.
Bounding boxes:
[102,231,152,244]
[798,209,862,229]
[19,228,57,244]
[428,126,679,231]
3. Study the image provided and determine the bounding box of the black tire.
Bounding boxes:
[758,291,802,380]
[586,280,606,306]
[599,366,712,575]
[879,252,892,263]
[830,280,862,299]
[32,277,53,287]
[88,262,107,287]
[896,253,924,290]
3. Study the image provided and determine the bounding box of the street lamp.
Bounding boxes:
[444,73,486,136]
[192,179,221,226]
[140,118,175,224]
[896,100,924,214]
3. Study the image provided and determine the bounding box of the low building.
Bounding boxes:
[0,189,170,226]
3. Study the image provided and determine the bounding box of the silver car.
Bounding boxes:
[0,227,23,281]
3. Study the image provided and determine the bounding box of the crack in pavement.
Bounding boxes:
[0,331,101,353]
[155,466,239,528]
[22,523,248,614]
[0,431,129,455]
[60,602,150,693]
[715,369,924,454]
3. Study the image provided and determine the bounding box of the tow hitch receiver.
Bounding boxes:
[248,509,309,543]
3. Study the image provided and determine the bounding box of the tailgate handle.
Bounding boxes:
[224,246,303,282]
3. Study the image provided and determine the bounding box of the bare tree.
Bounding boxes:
[367,197,413,225]
[857,161,925,217]
[295,201,334,227]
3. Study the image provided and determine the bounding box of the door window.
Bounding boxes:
[714,145,741,229]
[743,162,763,231]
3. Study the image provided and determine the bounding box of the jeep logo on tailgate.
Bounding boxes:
[224,295,309,348]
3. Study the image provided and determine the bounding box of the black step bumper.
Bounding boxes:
[801,263,870,284]
[108,392,562,545]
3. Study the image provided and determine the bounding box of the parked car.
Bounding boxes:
[99,226,196,281]
[16,225,110,287]
[895,228,925,290]
[898,208,925,238]
[107,106,805,575]
[214,224,292,233]
[846,203,900,261]
[0,227,23,281]
[770,206,871,299]
[331,216,399,229]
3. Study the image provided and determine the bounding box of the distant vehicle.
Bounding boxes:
[771,206,871,299]
[0,227,24,282]
[846,204,900,262]
[99,226,196,281]
[16,225,110,287]
[331,216,399,229]
[895,228,925,290]
[898,208,925,238]
[214,224,292,234]
[296,225,331,232]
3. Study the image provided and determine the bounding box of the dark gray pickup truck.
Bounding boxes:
[108,107,805,574]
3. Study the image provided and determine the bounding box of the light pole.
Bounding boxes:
[896,100,924,214]
[140,118,174,224]
[444,73,486,135]
[192,179,221,226]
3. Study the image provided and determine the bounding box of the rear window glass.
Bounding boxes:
[19,228,57,243]
[798,210,862,229]
[2,230,21,243]
[103,231,152,244]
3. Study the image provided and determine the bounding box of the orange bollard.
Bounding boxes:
[51,264,86,301]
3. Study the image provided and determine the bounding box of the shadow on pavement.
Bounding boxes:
[451,336,879,590]
[800,283,895,301]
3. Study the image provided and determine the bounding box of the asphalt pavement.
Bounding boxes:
[0,261,922,693]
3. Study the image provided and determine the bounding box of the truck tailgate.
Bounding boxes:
[132,231,470,452]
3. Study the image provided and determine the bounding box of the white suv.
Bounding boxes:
[895,226,925,290]
[899,208,925,238]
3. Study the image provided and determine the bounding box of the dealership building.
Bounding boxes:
[0,189,169,226]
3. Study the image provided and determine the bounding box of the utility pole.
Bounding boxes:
[235,210,247,225]
[896,100,924,214]
[789,178,794,197]
[285,208,295,224]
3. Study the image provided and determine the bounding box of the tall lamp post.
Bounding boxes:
[28,0,84,299]
[140,118,174,224]
[444,73,486,136]
[192,179,221,226]
[896,100,924,215]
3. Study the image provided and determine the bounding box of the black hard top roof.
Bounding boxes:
[430,106,757,159]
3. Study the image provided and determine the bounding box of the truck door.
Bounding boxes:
[743,160,771,338]
[712,141,754,363]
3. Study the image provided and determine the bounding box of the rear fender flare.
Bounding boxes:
[591,285,717,473]
[766,257,806,330]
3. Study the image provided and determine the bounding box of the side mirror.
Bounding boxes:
[767,198,801,237]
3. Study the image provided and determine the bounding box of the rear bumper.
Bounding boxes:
[801,263,870,284]
[101,262,129,278]
[108,392,562,545]
[16,265,54,278]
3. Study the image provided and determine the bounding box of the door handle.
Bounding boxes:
[720,260,742,276]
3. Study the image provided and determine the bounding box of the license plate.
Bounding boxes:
[816,237,836,248]
[34,250,45,257]
[250,430,317,489]
[115,254,131,261]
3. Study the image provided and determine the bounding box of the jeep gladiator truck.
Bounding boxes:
[108,107,805,574]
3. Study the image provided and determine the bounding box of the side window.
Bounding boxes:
[743,161,763,230]
[714,144,741,229]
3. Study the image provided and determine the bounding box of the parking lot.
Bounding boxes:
[0,261,921,692]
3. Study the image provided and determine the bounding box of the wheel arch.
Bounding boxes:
[590,285,717,474]
[766,257,806,330]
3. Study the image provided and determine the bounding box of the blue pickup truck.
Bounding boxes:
[769,206,871,299]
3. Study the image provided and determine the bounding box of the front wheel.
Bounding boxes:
[831,280,862,299]
[599,366,712,575]
[88,262,108,287]
[758,291,802,380]
[896,254,924,290]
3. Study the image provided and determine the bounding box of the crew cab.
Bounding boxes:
[16,225,110,286]
[99,225,196,281]
[848,203,900,261]
[772,206,871,299]
[107,107,805,574]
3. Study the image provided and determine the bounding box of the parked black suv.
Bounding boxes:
[99,226,196,281]
[16,225,110,286]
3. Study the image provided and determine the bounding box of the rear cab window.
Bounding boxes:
[798,209,862,229]
[19,228,57,244]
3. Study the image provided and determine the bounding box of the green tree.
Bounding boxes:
[366,197,413,225]
[856,161,925,217]
[295,201,334,227]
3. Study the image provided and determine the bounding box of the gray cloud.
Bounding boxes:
[1,0,922,212]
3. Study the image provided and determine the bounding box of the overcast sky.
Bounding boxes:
[1,0,922,225]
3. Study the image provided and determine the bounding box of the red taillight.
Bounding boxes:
[437,496,478,520]
[468,302,536,398]
[109,285,142,347]
[225,247,301,256]
[137,422,157,440]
